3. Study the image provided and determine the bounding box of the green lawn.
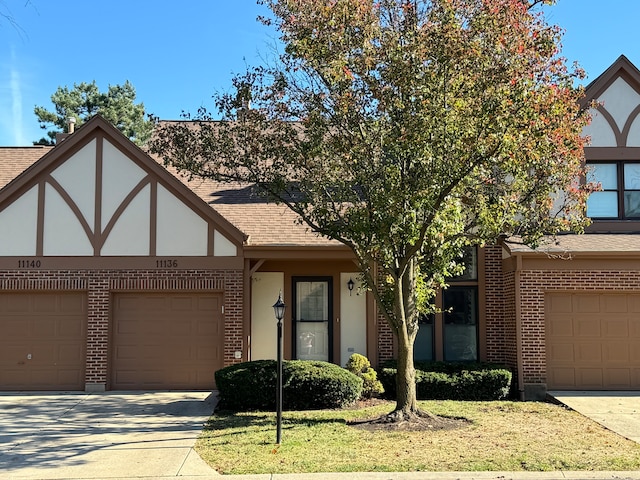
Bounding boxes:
[195,400,640,475]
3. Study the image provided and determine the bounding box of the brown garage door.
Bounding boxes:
[111,293,224,390]
[546,292,640,390]
[0,292,86,391]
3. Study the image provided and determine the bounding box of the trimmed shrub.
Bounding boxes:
[346,353,384,399]
[215,360,277,410]
[285,360,363,409]
[215,359,363,411]
[379,361,512,401]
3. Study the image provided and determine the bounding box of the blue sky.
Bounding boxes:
[0,0,637,146]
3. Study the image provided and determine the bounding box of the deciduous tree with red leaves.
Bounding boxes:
[151,0,591,422]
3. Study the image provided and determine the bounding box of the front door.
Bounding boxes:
[293,277,332,362]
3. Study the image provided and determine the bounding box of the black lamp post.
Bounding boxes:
[273,292,286,444]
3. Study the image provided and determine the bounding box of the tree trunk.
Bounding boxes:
[392,258,420,417]
[395,328,418,415]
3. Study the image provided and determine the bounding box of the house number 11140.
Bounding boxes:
[18,260,41,268]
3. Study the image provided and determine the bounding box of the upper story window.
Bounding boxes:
[587,161,640,219]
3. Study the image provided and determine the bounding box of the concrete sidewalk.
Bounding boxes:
[0,391,218,479]
[548,391,640,444]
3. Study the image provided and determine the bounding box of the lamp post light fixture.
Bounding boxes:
[273,292,286,444]
[347,278,355,296]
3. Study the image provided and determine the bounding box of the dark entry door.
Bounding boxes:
[293,277,332,362]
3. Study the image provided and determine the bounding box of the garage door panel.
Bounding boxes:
[60,294,85,313]
[603,318,629,337]
[548,343,575,362]
[548,367,575,388]
[5,294,29,312]
[606,369,631,388]
[631,319,640,336]
[602,295,628,313]
[546,292,640,390]
[59,317,84,336]
[575,343,602,362]
[32,317,56,336]
[112,292,224,390]
[604,344,630,363]
[3,318,28,337]
[33,295,57,312]
[171,297,194,311]
[574,294,599,312]
[575,318,601,337]
[577,368,604,388]
[629,295,640,312]
[548,317,573,336]
[549,295,573,313]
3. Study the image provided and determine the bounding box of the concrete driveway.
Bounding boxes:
[548,391,640,444]
[0,391,219,479]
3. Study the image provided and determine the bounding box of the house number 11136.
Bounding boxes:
[156,259,178,268]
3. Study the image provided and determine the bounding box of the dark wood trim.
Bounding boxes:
[245,246,354,260]
[149,179,157,256]
[0,256,244,270]
[36,180,45,256]
[586,220,640,232]
[243,258,251,362]
[594,105,623,147]
[45,175,95,249]
[585,147,640,159]
[94,136,103,256]
[99,177,152,252]
[621,104,640,146]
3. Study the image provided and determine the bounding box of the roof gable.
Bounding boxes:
[583,55,640,105]
[0,115,245,257]
[582,55,640,148]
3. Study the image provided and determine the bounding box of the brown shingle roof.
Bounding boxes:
[171,174,341,247]
[505,234,640,255]
[0,146,53,190]
[0,144,339,248]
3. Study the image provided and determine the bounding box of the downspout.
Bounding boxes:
[243,258,251,362]
[514,253,525,400]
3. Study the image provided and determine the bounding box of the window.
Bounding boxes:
[443,287,478,361]
[587,162,640,219]
[414,247,479,362]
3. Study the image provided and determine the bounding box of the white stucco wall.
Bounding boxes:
[0,186,38,255]
[599,77,640,133]
[626,115,640,146]
[340,272,367,367]
[101,140,147,231]
[250,272,284,360]
[50,139,96,230]
[43,184,93,255]
[213,229,237,256]
[101,184,151,255]
[156,184,208,256]
[583,108,616,147]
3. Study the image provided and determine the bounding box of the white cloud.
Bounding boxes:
[9,46,26,145]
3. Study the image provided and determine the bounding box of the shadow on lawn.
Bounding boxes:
[205,410,347,432]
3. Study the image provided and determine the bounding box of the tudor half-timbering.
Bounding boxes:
[2,56,640,398]
[0,115,503,393]
[0,117,245,391]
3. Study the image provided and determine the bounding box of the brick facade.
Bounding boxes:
[516,267,640,395]
[0,269,243,390]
